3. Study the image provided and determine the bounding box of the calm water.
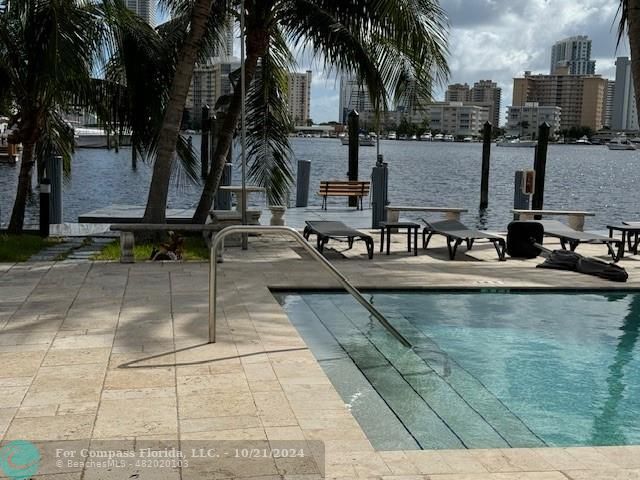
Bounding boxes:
[278,291,640,449]
[1,138,638,229]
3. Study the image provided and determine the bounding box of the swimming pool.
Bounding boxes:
[275,291,640,450]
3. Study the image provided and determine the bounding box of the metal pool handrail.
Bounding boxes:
[208,225,411,348]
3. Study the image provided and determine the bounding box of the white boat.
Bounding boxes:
[443,134,454,142]
[410,134,418,141]
[420,132,432,141]
[74,127,131,149]
[496,138,538,148]
[433,133,444,141]
[340,135,376,147]
[607,138,636,151]
[463,137,473,142]
[387,131,397,140]
[575,135,591,145]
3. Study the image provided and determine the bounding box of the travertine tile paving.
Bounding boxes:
[1,234,640,478]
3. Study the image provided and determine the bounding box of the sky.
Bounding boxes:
[302,0,629,124]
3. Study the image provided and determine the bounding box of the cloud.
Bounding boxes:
[308,0,626,124]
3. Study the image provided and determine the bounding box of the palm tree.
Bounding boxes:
[617,0,640,121]
[0,0,104,233]
[190,0,450,222]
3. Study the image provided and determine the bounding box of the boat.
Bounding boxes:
[340,135,376,147]
[433,133,444,141]
[575,135,592,145]
[607,137,637,151]
[443,134,454,142]
[74,127,132,148]
[387,131,397,140]
[420,132,432,141]
[496,138,538,148]
[410,134,418,141]
[463,137,473,142]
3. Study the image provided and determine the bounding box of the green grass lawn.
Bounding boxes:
[0,234,59,262]
[93,235,210,261]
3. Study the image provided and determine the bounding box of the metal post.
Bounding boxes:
[208,225,411,348]
[480,121,492,209]
[131,147,137,170]
[347,110,359,207]
[371,155,388,228]
[39,179,50,237]
[201,105,210,179]
[208,111,217,176]
[295,160,311,207]
[46,155,63,224]
[532,122,550,217]
[214,163,233,210]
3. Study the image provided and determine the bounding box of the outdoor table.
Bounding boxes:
[607,224,640,258]
[379,221,420,256]
[218,185,265,213]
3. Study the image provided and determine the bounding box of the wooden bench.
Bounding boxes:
[110,224,224,263]
[512,209,595,232]
[318,181,370,210]
[386,206,468,224]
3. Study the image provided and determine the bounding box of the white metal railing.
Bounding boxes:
[208,225,411,348]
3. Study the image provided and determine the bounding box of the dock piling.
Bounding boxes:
[480,121,492,209]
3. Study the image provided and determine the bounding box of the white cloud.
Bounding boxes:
[308,0,626,123]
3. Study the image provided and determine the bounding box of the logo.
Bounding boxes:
[0,440,40,479]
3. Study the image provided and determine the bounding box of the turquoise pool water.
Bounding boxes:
[276,291,640,450]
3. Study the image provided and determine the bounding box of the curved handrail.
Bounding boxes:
[208,225,411,348]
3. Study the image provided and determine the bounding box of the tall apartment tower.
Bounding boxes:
[470,80,501,127]
[339,76,374,124]
[287,71,312,126]
[445,83,470,102]
[512,70,606,131]
[550,35,596,75]
[126,0,155,26]
[602,80,615,129]
[612,57,638,131]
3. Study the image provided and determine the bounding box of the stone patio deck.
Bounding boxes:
[1,232,640,479]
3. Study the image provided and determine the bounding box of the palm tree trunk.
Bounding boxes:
[192,51,260,223]
[8,141,35,234]
[628,0,640,120]
[142,0,214,224]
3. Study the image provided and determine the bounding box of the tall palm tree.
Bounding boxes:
[190,0,450,222]
[617,0,640,121]
[0,0,103,233]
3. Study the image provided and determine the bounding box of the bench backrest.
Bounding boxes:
[319,181,370,195]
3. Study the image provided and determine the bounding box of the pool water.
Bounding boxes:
[276,291,640,450]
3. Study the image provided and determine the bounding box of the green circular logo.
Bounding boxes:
[0,440,40,479]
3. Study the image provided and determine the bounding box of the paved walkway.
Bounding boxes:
[1,234,640,479]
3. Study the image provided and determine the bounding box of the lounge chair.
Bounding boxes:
[421,219,506,261]
[537,220,623,262]
[303,221,374,259]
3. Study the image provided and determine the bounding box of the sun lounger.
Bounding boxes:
[537,220,623,262]
[303,221,374,259]
[421,219,506,261]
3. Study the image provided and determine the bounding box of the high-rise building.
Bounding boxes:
[287,71,312,126]
[612,57,638,131]
[506,103,562,137]
[185,56,241,126]
[445,83,470,102]
[512,69,606,131]
[126,0,155,26]
[470,80,501,127]
[339,76,374,124]
[550,35,596,75]
[602,80,615,129]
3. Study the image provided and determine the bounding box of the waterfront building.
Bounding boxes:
[287,71,312,126]
[126,0,155,26]
[470,80,502,127]
[339,76,374,124]
[602,80,615,129]
[512,69,606,131]
[445,83,470,102]
[506,103,561,137]
[426,102,489,137]
[185,56,241,126]
[550,35,596,75]
[612,57,638,131]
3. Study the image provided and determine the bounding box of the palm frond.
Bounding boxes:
[246,28,294,205]
[616,0,628,47]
